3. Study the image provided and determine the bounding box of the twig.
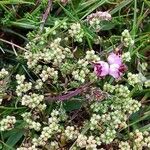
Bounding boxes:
[0,38,27,51]
[40,0,52,32]
[11,40,18,56]
[45,82,91,102]
[0,46,5,53]
[56,0,68,15]
[30,0,41,13]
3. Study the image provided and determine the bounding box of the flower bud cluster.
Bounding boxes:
[103,83,115,93]
[103,83,141,114]
[42,46,63,65]
[54,20,67,29]
[144,80,150,88]
[77,59,89,68]
[16,139,38,150]
[25,38,73,69]
[90,114,101,130]
[0,69,9,105]
[103,83,130,98]
[0,116,16,131]
[44,27,56,35]
[68,23,84,42]
[72,52,99,83]
[122,52,131,62]
[0,68,8,79]
[33,65,42,74]
[72,58,91,83]
[85,50,100,62]
[121,29,134,47]
[21,93,46,110]
[57,108,68,121]
[60,61,75,75]
[76,134,87,148]
[68,81,81,88]
[0,98,2,105]
[90,93,140,136]
[140,62,148,71]
[15,82,30,96]
[127,73,141,86]
[72,68,88,83]
[87,11,111,31]
[35,79,43,90]
[25,52,39,69]
[76,134,100,149]
[88,88,141,146]
[86,136,101,150]
[89,99,141,147]
[32,110,62,147]
[103,111,127,129]
[63,47,74,59]
[143,136,150,148]
[115,84,130,98]
[130,130,150,149]
[17,145,37,150]
[50,141,59,150]
[112,97,141,114]
[26,32,46,49]
[100,129,116,144]
[16,74,25,84]
[64,126,79,140]
[49,38,72,66]
[88,72,97,83]
[22,112,41,131]
[40,67,58,82]
[88,17,101,32]
[16,74,32,96]
[90,101,109,113]
[119,141,131,150]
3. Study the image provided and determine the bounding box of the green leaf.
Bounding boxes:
[0,142,15,150]
[63,100,83,112]
[10,21,38,29]
[0,0,34,5]
[58,3,78,21]
[0,144,3,149]
[100,21,116,30]
[81,0,108,20]
[110,0,133,15]
[6,130,24,147]
[139,124,150,132]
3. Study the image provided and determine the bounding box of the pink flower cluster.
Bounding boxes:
[87,11,112,21]
[94,52,127,79]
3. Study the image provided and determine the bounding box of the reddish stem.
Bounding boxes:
[45,83,91,102]
[40,0,52,31]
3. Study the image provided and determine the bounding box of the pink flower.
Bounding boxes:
[107,52,122,65]
[93,52,127,79]
[94,61,109,77]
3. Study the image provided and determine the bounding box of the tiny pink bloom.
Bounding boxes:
[94,61,109,77]
[107,52,122,65]
[109,64,127,79]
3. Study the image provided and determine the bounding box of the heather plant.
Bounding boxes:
[0,0,150,150]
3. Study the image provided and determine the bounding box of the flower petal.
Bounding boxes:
[107,52,122,65]
[109,64,121,79]
[94,61,109,77]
